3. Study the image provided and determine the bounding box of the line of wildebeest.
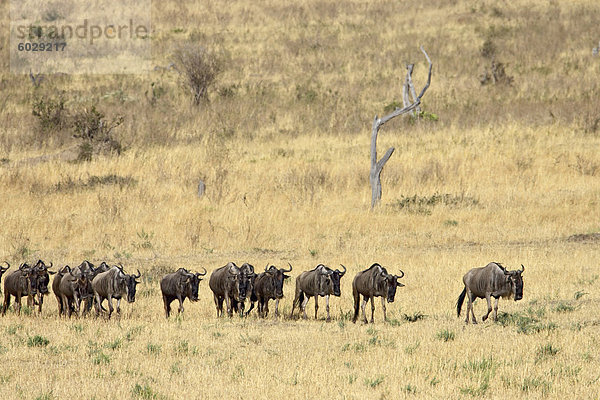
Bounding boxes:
[0,259,525,324]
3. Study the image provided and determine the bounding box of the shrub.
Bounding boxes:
[173,44,222,105]
[32,93,67,134]
[72,105,124,160]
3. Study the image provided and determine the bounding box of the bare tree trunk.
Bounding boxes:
[370,46,432,209]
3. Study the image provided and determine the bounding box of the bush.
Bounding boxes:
[72,106,124,160]
[173,44,222,105]
[32,93,67,133]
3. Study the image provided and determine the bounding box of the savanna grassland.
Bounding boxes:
[1,0,600,399]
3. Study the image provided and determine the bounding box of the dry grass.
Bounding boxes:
[1,0,600,398]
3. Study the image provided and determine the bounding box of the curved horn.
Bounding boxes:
[133,269,141,279]
[48,261,53,269]
[229,264,240,275]
[520,264,525,273]
[282,262,293,273]
[1,261,9,271]
[247,264,254,274]
[196,267,207,277]
[338,264,347,277]
[396,269,405,279]
[264,263,270,273]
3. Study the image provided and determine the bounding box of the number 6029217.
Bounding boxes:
[17,42,67,51]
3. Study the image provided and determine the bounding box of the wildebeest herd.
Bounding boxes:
[0,259,525,324]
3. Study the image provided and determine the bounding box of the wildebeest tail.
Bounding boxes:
[456,287,466,317]
[352,286,360,323]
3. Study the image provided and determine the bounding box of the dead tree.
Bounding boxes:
[370,46,432,209]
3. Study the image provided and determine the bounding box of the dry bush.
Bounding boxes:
[173,44,222,105]
[72,106,124,161]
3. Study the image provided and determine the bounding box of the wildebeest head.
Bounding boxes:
[117,266,141,303]
[503,264,524,301]
[33,260,56,294]
[239,263,256,300]
[95,262,111,274]
[225,263,243,301]
[265,262,292,298]
[386,271,405,303]
[182,267,207,302]
[317,264,346,296]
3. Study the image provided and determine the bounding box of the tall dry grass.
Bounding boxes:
[1,0,600,398]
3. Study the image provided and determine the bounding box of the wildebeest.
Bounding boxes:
[2,260,55,315]
[290,264,346,321]
[209,262,248,317]
[232,263,256,316]
[28,260,56,313]
[74,261,111,314]
[3,263,34,315]
[53,265,72,316]
[59,268,91,318]
[457,262,525,324]
[252,263,292,318]
[352,263,405,323]
[160,267,207,318]
[92,265,140,318]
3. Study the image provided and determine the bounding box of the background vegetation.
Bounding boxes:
[1,0,599,398]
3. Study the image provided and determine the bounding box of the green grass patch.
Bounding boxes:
[27,335,49,347]
[436,329,455,342]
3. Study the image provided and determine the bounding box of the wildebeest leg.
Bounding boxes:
[225,295,233,318]
[274,298,280,318]
[256,297,263,318]
[15,294,22,316]
[325,295,331,322]
[61,294,71,318]
[74,294,82,317]
[301,295,310,319]
[264,299,270,318]
[467,291,477,324]
[493,297,500,321]
[482,293,492,322]
[37,294,44,314]
[245,301,254,317]
[177,295,184,314]
[213,294,220,317]
[381,297,387,322]
[116,298,121,314]
[361,295,368,323]
[94,294,102,317]
[314,296,319,320]
[2,292,11,316]
[56,294,63,316]
[106,297,114,319]
[370,296,376,323]
[163,295,171,318]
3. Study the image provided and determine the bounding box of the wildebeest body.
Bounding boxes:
[457,262,524,324]
[290,264,346,321]
[92,266,140,318]
[253,264,292,318]
[160,267,206,318]
[209,262,245,317]
[352,263,404,323]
